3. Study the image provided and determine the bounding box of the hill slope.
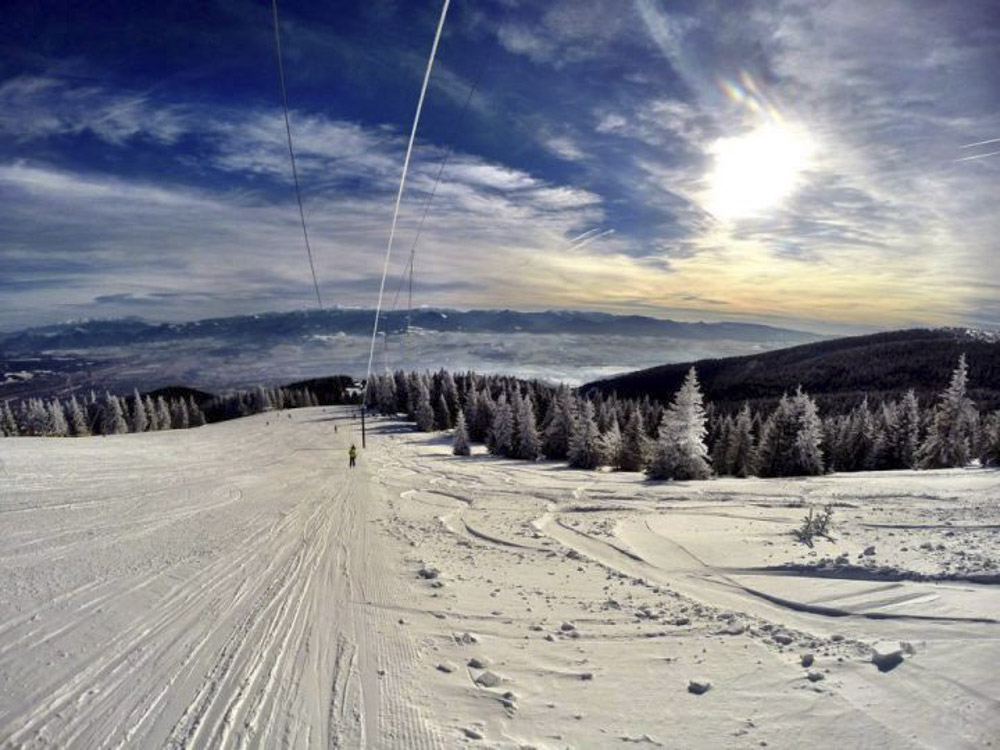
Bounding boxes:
[583,328,1000,412]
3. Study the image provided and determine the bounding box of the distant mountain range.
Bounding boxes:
[583,328,1000,413]
[0,308,821,352]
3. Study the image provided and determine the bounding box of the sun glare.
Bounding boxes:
[704,123,815,221]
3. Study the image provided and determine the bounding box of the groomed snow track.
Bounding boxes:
[0,408,442,749]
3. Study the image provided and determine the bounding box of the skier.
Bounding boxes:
[348,444,357,468]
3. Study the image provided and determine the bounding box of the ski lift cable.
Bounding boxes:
[271,0,324,310]
[362,0,451,406]
[386,2,512,354]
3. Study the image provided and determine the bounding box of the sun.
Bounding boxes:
[703,122,815,221]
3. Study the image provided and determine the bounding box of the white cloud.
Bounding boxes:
[0,76,189,145]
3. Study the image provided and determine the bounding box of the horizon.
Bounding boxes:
[0,304,887,338]
[3,1,999,333]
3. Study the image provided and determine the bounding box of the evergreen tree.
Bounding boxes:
[515,394,541,460]
[543,386,575,460]
[171,398,190,429]
[66,396,89,437]
[600,416,623,468]
[978,411,1000,466]
[462,391,480,441]
[376,374,397,415]
[647,368,711,480]
[47,400,69,436]
[568,400,602,469]
[22,399,47,436]
[755,389,824,477]
[919,354,977,469]
[725,404,756,478]
[188,396,206,427]
[441,370,461,425]
[413,377,435,432]
[452,410,471,456]
[882,390,921,469]
[155,397,172,431]
[143,396,158,430]
[434,392,451,430]
[792,388,825,475]
[474,389,495,443]
[131,389,149,433]
[844,398,878,471]
[406,372,423,421]
[711,415,734,475]
[619,408,650,472]
[1,400,18,436]
[103,393,128,435]
[488,395,515,456]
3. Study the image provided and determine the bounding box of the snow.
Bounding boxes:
[1,408,999,747]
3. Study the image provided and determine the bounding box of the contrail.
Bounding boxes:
[567,227,602,246]
[955,148,1000,163]
[569,228,615,252]
[960,137,1000,149]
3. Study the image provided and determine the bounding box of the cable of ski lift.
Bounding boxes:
[360,0,452,448]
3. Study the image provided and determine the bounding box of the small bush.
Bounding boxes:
[793,504,835,547]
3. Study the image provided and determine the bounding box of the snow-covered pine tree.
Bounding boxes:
[646,368,711,480]
[474,388,495,443]
[711,414,734,475]
[843,398,878,471]
[434,392,451,430]
[568,399,602,469]
[173,398,190,429]
[509,386,524,457]
[619,407,650,472]
[516,394,541,460]
[103,393,129,435]
[488,395,514,456]
[393,370,409,414]
[595,397,613,433]
[406,372,423,421]
[725,404,755,478]
[462,391,480,441]
[919,354,977,469]
[452,410,471,456]
[66,396,89,437]
[978,410,1000,466]
[600,416,623,468]
[47,400,69,436]
[251,385,267,413]
[155,397,172,431]
[792,388,824,475]
[543,386,575,460]
[414,377,435,432]
[441,370,460,425]
[22,399,46,435]
[754,389,824,477]
[2,400,20,436]
[753,396,796,477]
[376,374,396,415]
[876,393,919,469]
[188,396,206,427]
[131,389,148,433]
[143,396,158,430]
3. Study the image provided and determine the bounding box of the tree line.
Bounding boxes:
[366,355,1000,479]
[0,384,330,438]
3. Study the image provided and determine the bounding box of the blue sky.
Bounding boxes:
[2,0,998,334]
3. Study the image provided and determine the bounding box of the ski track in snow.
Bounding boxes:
[4,408,1000,748]
[0,409,442,749]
